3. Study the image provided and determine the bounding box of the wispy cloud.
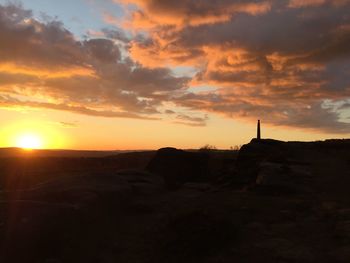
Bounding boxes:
[175,113,208,127]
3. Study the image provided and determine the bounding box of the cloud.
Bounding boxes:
[120,0,350,133]
[175,113,208,127]
[0,3,188,120]
[59,122,77,128]
[118,0,271,28]
[101,28,130,42]
[2,2,350,134]
[58,121,78,128]
[164,109,175,114]
[288,0,350,8]
[288,0,327,8]
[0,94,158,119]
[0,6,84,68]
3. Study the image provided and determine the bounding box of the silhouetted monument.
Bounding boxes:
[257,120,261,140]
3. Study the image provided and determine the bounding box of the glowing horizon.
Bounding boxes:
[0,110,346,151]
[0,0,349,150]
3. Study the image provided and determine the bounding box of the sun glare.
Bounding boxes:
[1,120,69,150]
[16,134,43,150]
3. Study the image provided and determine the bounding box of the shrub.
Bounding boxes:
[199,144,217,152]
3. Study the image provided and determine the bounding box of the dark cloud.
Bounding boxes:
[165,109,175,114]
[339,102,350,110]
[101,28,130,43]
[175,113,208,127]
[84,38,122,63]
[0,5,84,68]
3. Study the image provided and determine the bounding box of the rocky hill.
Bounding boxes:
[0,140,350,263]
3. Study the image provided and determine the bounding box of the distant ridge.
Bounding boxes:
[0,147,124,158]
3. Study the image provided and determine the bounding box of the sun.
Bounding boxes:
[16,134,44,150]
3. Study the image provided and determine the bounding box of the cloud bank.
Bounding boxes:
[0,3,188,120]
[1,1,350,132]
[122,0,350,132]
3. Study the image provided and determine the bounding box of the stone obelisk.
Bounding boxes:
[257,120,261,140]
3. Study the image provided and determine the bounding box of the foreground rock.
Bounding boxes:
[7,169,164,208]
[234,139,287,186]
[233,139,313,194]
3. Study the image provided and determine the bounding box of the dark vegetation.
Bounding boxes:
[1,139,350,262]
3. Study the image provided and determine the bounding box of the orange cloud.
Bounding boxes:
[289,0,350,7]
[121,0,350,132]
[288,0,326,7]
[118,0,271,29]
[0,63,95,78]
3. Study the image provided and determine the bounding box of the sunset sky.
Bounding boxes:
[0,0,350,150]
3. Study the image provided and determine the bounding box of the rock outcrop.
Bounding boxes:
[233,139,286,185]
[233,139,312,193]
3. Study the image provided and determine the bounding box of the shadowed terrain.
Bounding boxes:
[1,140,350,262]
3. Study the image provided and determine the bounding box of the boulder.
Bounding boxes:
[115,169,164,195]
[147,148,210,189]
[233,139,286,185]
[232,139,312,193]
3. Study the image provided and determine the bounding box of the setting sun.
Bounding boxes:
[15,134,43,150]
[0,118,69,150]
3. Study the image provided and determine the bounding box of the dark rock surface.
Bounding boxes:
[234,139,313,193]
[1,139,350,262]
[147,147,210,189]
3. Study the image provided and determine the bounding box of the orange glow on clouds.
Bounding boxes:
[0,63,95,78]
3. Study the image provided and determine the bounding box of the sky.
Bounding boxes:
[0,0,350,150]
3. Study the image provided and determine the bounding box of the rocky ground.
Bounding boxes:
[0,139,350,263]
